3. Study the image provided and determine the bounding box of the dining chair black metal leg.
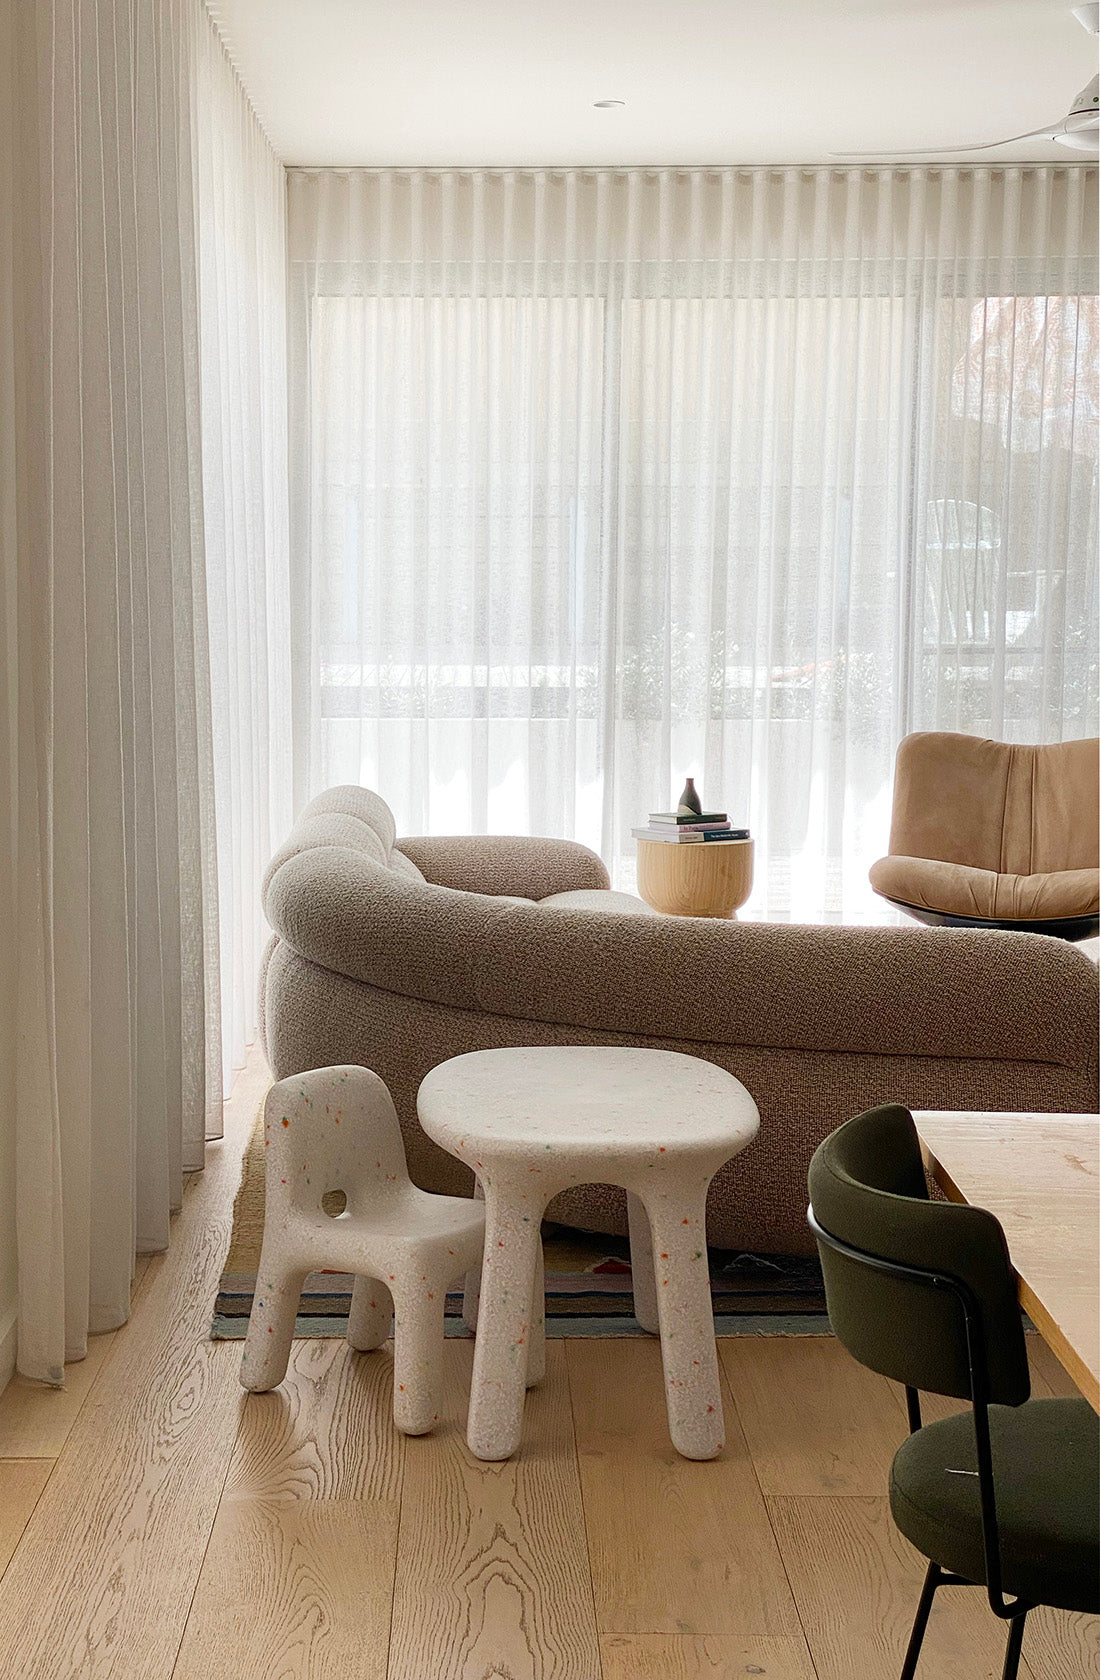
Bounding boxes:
[1000,1611,1027,1680]
[899,1560,942,1680]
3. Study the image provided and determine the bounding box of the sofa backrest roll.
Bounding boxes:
[262,788,1099,1079]
[261,785,427,901]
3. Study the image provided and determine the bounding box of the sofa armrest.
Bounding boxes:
[394,834,610,899]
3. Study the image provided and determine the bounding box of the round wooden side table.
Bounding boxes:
[636,836,754,918]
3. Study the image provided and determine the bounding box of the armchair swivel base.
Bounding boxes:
[881,900,1099,943]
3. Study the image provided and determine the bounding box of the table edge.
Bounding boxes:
[914,1122,1100,1414]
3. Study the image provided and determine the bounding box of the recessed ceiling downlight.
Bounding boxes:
[593,99,625,109]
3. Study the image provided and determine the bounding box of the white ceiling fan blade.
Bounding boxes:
[831,124,1062,159]
[833,14,1098,162]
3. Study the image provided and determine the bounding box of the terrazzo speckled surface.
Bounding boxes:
[418,1045,760,1461]
[241,1064,491,1435]
[211,1109,828,1338]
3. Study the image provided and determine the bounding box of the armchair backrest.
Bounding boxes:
[888,732,1099,874]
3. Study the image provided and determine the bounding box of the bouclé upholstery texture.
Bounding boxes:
[261,786,1099,1255]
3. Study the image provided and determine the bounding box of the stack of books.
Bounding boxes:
[633,811,750,844]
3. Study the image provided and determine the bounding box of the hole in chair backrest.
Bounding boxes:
[321,1189,347,1218]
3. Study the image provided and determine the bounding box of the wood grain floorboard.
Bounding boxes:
[172,1498,400,1680]
[720,1335,902,1496]
[387,1340,601,1680]
[0,1053,267,1680]
[599,1633,817,1678]
[1023,1606,1100,1680]
[174,1336,406,1679]
[768,1492,1064,1680]
[769,1492,991,1680]
[0,1331,118,1458]
[568,1338,801,1639]
[0,1041,1092,1680]
[0,1459,53,1573]
[224,1336,404,1505]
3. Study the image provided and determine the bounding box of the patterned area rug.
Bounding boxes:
[211,1110,829,1340]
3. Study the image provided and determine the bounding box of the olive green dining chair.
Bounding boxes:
[807,1103,1099,1680]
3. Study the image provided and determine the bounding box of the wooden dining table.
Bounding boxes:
[913,1111,1100,1412]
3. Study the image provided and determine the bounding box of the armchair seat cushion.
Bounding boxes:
[870,855,1100,924]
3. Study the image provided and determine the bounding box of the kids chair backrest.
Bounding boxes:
[263,1064,412,1224]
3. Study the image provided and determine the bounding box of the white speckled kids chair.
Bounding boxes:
[241,1064,492,1435]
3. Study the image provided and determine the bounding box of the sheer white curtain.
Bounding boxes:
[3,0,221,1381]
[0,0,22,1379]
[195,6,291,1092]
[0,0,287,1383]
[288,167,1098,923]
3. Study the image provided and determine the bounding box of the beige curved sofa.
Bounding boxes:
[870,732,1100,939]
[260,786,1099,1256]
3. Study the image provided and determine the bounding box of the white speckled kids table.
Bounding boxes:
[417,1046,760,1461]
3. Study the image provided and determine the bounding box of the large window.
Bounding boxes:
[915,293,1098,740]
[289,167,1098,921]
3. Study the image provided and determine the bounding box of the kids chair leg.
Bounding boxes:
[347,1277,393,1352]
[389,1269,448,1435]
[241,1263,309,1392]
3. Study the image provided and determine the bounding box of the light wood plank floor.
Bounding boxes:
[0,1046,1095,1680]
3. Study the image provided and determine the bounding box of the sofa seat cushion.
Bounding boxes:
[537,888,657,915]
[870,854,1100,923]
[389,849,426,884]
[889,1398,1100,1614]
[395,833,610,898]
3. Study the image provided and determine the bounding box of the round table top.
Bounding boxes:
[417,1046,759,1159]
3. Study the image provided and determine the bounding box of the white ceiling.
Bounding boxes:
[209,0,1098,169]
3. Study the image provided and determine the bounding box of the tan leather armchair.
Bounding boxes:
[870,732,1100,939]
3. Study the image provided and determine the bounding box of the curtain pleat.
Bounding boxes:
[288,166,1097,923]
[5,0,224,1378]
[0,0,287,1383]
[194,5,291,1098]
